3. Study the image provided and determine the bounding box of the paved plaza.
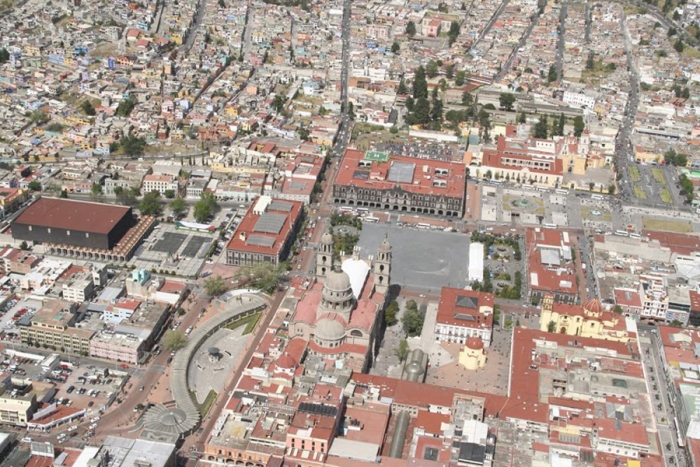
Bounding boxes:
[188,326,248,404]
[357,224,470,292]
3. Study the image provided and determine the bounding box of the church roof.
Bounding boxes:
[341,257,370,299]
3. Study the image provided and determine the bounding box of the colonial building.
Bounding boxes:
[434,287,494,348]
[539,295,636,343]
[332,149,467,218]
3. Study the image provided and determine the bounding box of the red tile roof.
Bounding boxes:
[334,149,466,198]
[226,199,303,256]
[436,287,494,329]
[13,198,131,234]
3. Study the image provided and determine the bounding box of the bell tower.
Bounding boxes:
[316,230,334,278]
[374,234,392,294]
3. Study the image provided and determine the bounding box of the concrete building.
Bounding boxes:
[19,300,94,354]
[226,197,304,266]
[61,271,95,302]
[142,174,179,195]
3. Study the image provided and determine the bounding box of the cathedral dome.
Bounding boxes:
[324,266,352,293]
[315,316,346,342]
[583,298,603,315]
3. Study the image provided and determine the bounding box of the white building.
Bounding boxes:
[468,243,484,283]
[563,90,596,109]
[142,174,178,195]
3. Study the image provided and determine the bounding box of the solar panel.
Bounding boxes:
[298,402,338,417]
[353,170,369,180]
[269,201,293,212]
[387,162,415,184]
[253,213,286,234]
[455,295,479,309]
[246,235,276,248]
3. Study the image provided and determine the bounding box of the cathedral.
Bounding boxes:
[287,231,391,372]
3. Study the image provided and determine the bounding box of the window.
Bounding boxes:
[47,228,51,233]
[66,231,71,236]
[85,233,89,238]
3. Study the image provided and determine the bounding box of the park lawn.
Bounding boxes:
[629,165,641,182]
[198,390,218,417]
[642,217,693,233]
[243,312,262,334]
[634,186,647,199]
[652,168,666,185]
[660,189,673,203]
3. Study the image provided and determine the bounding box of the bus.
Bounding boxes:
[356,207,369,214]
[522,185,535,191]
[417,223,431,229]
[489,179,502,185]
[339,206,353,213]
[543,223,557,229]
[614,230,629,237]
[364,216,379,223]
[555,189,569,195]
[536,186,549,192]
[629,233,641,239]
[591,194,604,200]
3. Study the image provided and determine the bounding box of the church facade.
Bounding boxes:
[288,232,392,372]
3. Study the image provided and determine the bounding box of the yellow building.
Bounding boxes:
[0,389,36,426]
[633,145,663,164]
[539,295,634,343]
[459,337,487,370]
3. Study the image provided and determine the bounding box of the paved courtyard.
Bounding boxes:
[188,326,248,404]
[357,224,470,292]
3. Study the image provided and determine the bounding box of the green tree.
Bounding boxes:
[91,183,103,195]
[0,48,9,63]
[298,126,310,141]
[573,115,585,137]
[385,300,399,326]
[402,300,424,337]
[608,184,616,195]
[203,275,228,296]
[406,20,416,37]
[668,26,677,37]
[115,97,136,117]
[498,93,516,111]
[193,192,219,223]
[448,21,460,46]
[391,41,400,54]
[120,134,147,157]
[27,181,41,191]
[405,96,414,111]
[445,64,454,79]
[169,196,188,217]
[589,181,595,192]
[396,339,409,362]
[461,91,473,106]
[412,97,431,125]
[218,0,225,6]
[163,330,187,351]
[413,65,428,99]
[426,59,439,78]
[555,112,565,136]
[272,95,286,113]
[455,70,466,86]
[547,321,556,333]
[674,40,685,53]
[534,115,548,139]
[80,100,96,116]
[397,79,408,95]
[517,112,527,124]
[164,189,176,199]
[59,189,68,198]
[139,190,162,216]
[236,263,284,294]
[19,241,29,250]
[547,64,558,83]
[30,110,50,125]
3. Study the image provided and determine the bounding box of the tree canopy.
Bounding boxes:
[203,275,228,296]
[163,330,187,351]
[139,190,162,216]
[169,196,188,217]
[193,192,219,223]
